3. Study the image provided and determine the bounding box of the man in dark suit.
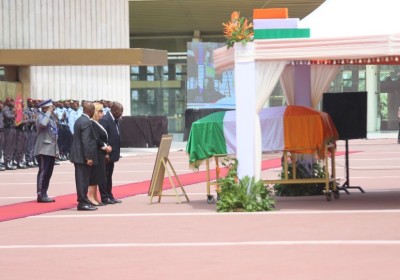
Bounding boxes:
[99,102,123,204]
[70,101,98,211]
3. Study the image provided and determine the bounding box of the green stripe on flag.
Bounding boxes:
[186,111,227,166]
[254,28,310,39]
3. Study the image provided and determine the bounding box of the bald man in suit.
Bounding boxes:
[99,102,123,204]
[70,101,98,211]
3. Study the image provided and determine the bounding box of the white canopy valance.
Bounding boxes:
[214,34,400,72]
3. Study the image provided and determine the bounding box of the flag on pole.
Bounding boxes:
[15,94,24,126]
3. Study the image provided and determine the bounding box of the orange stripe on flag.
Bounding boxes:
[253,8,288,19]
[283,106,338,158]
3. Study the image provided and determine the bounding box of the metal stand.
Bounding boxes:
[337,139,365,194]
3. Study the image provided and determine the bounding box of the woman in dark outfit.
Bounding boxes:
[88,103,112,206]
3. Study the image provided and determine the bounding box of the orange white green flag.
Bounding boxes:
[15,94,24,126]
[186,106,338,167]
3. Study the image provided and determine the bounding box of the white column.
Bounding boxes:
[235,48,258,179]
[366,65,378,131]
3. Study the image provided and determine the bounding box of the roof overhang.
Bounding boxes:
[0,48,168,66]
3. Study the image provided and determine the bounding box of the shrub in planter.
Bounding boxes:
[216,159,275,212]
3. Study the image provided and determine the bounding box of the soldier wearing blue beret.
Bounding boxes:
[34,99,59,203]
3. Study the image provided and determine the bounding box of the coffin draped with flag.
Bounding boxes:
[186,105,339,167]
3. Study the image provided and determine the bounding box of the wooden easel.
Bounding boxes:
[148,134,189,204]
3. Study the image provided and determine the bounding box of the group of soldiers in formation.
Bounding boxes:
[0,97,113,171]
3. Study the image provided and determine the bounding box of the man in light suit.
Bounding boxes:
[34,99,58,203]
[70,101,98,211]
[99,102,123,204]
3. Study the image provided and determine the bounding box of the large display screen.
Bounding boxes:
[322,91,367,140]
[187,42,235,109]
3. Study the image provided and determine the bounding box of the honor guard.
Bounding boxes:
[15,101,28,169]
[55,100,69,160]
[68,100,79,135]
[0,100,5,171]
[63,100,73,157]
[24,98,38,167]
[3,98,17,170]
[34,99,59,203]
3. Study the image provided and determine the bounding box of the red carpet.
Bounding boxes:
[0,152,349,222]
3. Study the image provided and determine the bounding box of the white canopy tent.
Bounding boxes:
[299,0,400,37]
[213,0,400,180]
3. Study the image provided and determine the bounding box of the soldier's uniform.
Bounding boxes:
[0,100,5,171]
[68,100,79,135]
[15,103,28,169]
[35,99,58,203]
[55,101,69,160]
[64,101,73,156]
[3,98,17,170]
[24,98,37,167]
[31,99,41,166]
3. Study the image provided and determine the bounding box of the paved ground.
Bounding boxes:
[0,133,400,280]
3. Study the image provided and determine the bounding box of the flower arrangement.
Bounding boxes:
[222,11,254,49]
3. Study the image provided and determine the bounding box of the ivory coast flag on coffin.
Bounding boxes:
[186,105,339,166]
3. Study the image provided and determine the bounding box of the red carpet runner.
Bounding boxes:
[0,152,348,222]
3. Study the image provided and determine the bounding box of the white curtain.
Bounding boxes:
[256,61,289,112]
[251,60,287,180]
[279,64,295,105]
[310,64,340,108]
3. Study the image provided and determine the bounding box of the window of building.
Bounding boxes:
[130,59,187,133]
[0,67,5,81]
[377,65,400,130]
[175,64,186,81]
[328,65,366,93]
[130,66,139,81]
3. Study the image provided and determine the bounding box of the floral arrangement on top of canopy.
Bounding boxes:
[222,11,254,49]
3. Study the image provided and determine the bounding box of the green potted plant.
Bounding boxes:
[216,159,275,212]
[273,160,326,196]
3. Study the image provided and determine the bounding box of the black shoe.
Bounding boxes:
[27,161,35,168]
[101,198,116,205]
[6,161,17,170]
[112,198,122,203]
[37,196,56,203]
[91,202,106,207]
[17,161,28,169]
[0,163,5,171]
[77,203,98,211]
